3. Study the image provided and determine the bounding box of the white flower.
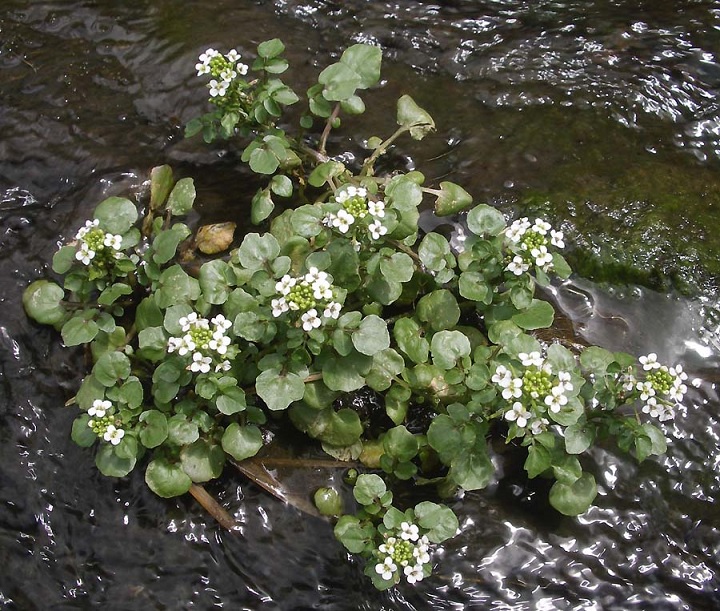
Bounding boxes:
[530,417,550,435]
[637,381,656,402]
[506,255,529,276]
[531,245,553,268]
[220,68,237,82]
[215,360,232,373]
[212,314,232,331]
[505,402,531,428]
[226,49,241,63]
[491,365,512,387]
[368,200,386,218]
[301,308,322,332]
[190,352,212,374]
[639,353,661,371]
[378,536,396,555]
[641,396,660,417]
[198,48,219,64]
[368,220,387,240]
[545,387,568,413]
[304,267,327,284]
[400,522,419,542]
[179,312,198,332]
[76,244,95,265]
[375,557,397,581]
[332,209,355,233]
[236,62,249,76]
[271,297,289,317]
[519,351,543,368]
[322,213,337,228]
[276,275,296,295]
[550,229,565,249]
[323,301,341,319]
[669,365,688,382]
[404,564,425,584]
[196,62,210,76]
[656,403,675,422]
[532,218,552,235]
[501,377,523,400]
[209,334,231,355]
[89,399,111,418]
[506,217,530,243]
[208,79,227,97]
[103,233,123,250]
[103,425,125,446]
[75,219,99,240]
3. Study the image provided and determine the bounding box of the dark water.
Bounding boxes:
[2,1,720,608]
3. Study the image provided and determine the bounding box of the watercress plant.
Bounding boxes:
[23,40,693,590]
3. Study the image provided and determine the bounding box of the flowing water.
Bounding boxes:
[2,1,720,608]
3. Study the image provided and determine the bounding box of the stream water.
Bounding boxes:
[2,1,720,609]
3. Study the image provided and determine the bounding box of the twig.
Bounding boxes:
[188,483,239,531]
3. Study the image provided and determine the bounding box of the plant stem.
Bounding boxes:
[360,126,409,177]
[319,103,341,156]
[188,484,239,531]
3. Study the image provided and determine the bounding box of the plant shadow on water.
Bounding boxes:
[2,0,720,609]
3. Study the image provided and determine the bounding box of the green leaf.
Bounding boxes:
[167,177,196,216]
[512,299,555,330]
[222,423,264,461]
[417,289,460,331]
[290,204,324,237]
[93,351,131,387]
[257,38,285,59]
[52,245,76,274]
[366,348,405,392]
[352,315,390,356]
[216,387,247,415]
[237,232,280,271]
[321,350,371,392]
[71,414,97,447]
[414,501,459,543]
[579,346,615,375]
[353,473,387,505]
[383,425,419,462]
[145,458,192,498]
[380,252,414,283]
[61,312,99,346]
[149,165,174,211]
[458,272,489,303]
[137,326,167,361]
[641,423,667,456]
[549,472,597,516]
[23,280,66,325]
[155,265,200,308]
[97,282,132,306]
[334,515,375,553]
[546,343,576,372]
[307,161,346,188]
[94,197,138,235]
[418,233,451,272]
[396,94,435,140]
[524,444,552,478]
[136,296,163,330]
[256,369,305,411]
[449,438,493,490]
[137,410,168,448]
[435,181,473,216]
[167,414,200,446]
[251,188,274,225]
[340,44,382,89]
[552,455,583,485]
[430,330,471,370]
[95,444,136,478]
[270,175,293,197]
[199,259,234,305]
[466,204,506,236]
[565,422,596,454]
[393,317,429,364]
[427,414,475,463]
[340,95,365,114]
[180,439,225,482]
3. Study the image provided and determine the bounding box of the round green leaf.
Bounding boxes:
[95,443,136,478]
[138,410,169,448]
[549,472,597,516]
[380,252,415,283]
[352,315,390,356]
[167,177,196,216]
[61,313,99,346]
[382,425,419,462]
[414,501,459,543]
[418,233,450,272]
[221,423,263,461]
[256,369,305,411]
[430,330,471,370]
[334,515,375,553]
[94,196,138,235]
[393,317,429,364]
[416,290,460,331]
[353,473,387,506]
[180,439,225,482]
[466,204,506,236]
[93,351,131,387]
[23,280,66,325]
[167,414,200,446]
[199,259,234,305]
[145,458,192,498]
[512,299,555,330]
[71,414,97,447]
[237,233,280,271]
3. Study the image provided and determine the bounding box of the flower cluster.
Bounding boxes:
[195,48,249,112]
[504,217,564,274]
[374,522,431,585]
[323,186,388,241]
[624,353,689,422]
[493,351,574,436]
[167,313,234,373]
[271,267,341,332]
[87,399,125,445]
[74,219,124,270]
